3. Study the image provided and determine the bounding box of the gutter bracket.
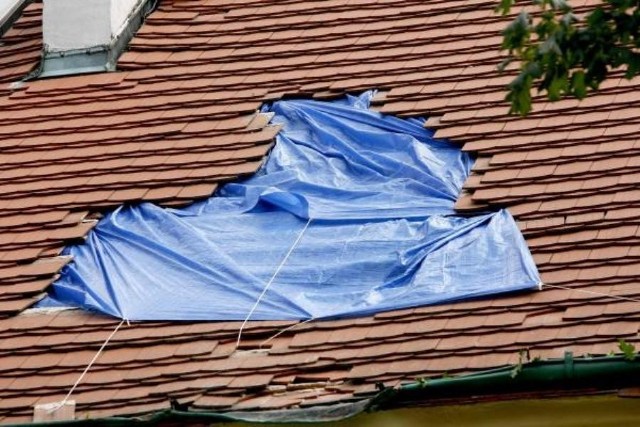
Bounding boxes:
[564,351,575,380]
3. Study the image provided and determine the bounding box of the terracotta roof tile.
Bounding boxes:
[192,394,242,409]
[0,2,41,87]
[0,0,638,421]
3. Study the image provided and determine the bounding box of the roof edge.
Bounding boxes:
[0,0,32,37]
[379,352,640,410]
[9,353,640,426]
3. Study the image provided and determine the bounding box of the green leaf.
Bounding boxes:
[511,348,529,378]
[498,57,514,72]
[571,70,587,98]
[547,75,567,100]
[495,0,516,15]
[524,61,542,78]
[503,10,532,52]
[624,52,640,79]
[618,339,637,361]
[496,0,640,115]
[507,74,533,116]
[561,12,577,26]
[550,0,571,12]
[540,36,561,55]
[510,365,521,378]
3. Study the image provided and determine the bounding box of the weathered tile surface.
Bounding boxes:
[0,1,41,88]
[0,0,639,423]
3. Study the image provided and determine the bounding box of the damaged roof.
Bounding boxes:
[0,0,639,423]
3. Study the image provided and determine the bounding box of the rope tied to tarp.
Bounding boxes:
[235,217,313,350]
[46,318,128,414]
[543,283,640,304]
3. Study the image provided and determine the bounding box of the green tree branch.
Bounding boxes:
[498,0,640,115]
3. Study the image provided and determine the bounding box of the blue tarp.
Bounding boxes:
[41,91,540,320]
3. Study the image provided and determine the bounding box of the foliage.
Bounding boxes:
[497,0,640,115]
[511,348,531,378]
[416,377,429,387]
[618,339,638,361]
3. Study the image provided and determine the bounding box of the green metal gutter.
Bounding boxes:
[372,352,640,410]
[9,353,640,426]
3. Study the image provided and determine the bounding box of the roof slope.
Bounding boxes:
[0,0,40,89]
[0,0,639,423]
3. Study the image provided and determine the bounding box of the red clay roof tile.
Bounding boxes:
[0,0,638,422]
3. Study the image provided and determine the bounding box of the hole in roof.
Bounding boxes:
[37,90,541,321]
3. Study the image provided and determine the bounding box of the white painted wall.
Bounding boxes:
[44,0,140,51]
[110,0,138,34]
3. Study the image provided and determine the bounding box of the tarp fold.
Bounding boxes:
[41,91,540,320]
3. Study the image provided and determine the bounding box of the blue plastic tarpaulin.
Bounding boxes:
[41,91,540,320]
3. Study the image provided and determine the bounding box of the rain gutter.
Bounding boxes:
[10,353,640,426]
[372,352,640,410]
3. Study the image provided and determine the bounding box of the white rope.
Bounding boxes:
[259,284,640,350]
[48,318,126,413]
[259,317,316,350]
[235,217,313,350]
[543,283,640,304]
